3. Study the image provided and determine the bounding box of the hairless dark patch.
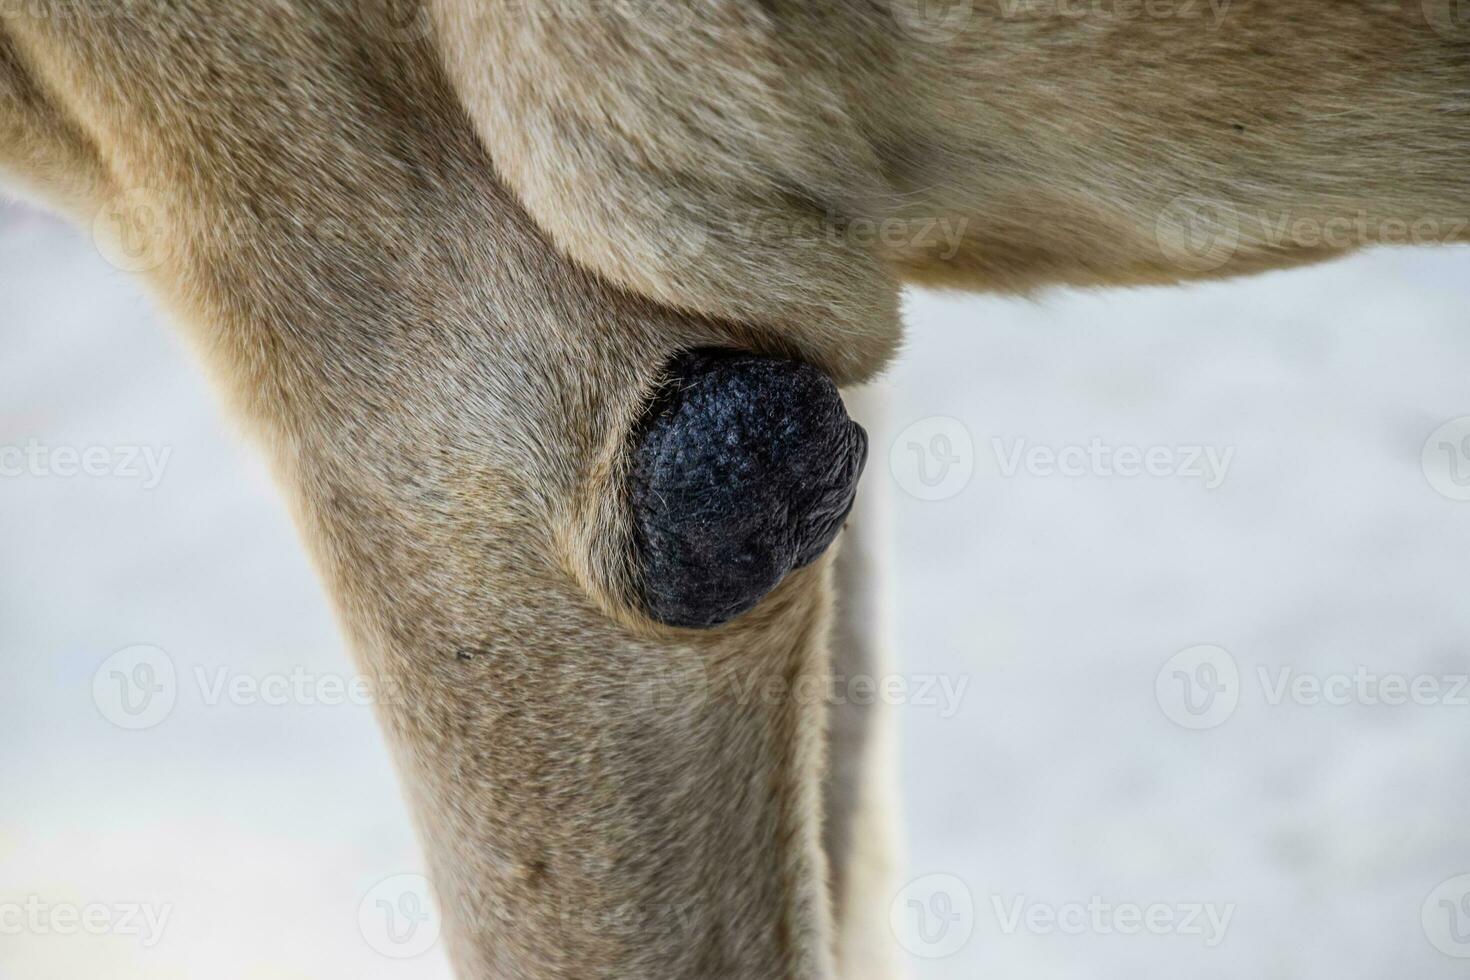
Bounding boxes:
[628,348,868,629]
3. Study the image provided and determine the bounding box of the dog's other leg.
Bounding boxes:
[870,0,1470,290]
[825,385,907,980]
[0,26,102,215]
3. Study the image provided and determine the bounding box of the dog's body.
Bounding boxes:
[3,2,1467,976]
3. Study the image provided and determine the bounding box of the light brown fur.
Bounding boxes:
[3,1,1468,976]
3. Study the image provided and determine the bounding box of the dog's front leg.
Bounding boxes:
[0,7,899,976]
[250,277,858,977]
[247,232,856,978]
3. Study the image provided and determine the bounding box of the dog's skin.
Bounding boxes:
[3,1,1468,976]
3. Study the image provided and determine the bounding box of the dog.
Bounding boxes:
[4,1,1468,975]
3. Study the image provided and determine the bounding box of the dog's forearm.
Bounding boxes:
[1,6,850,976]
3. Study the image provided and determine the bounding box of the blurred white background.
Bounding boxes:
[3,196,1469,979]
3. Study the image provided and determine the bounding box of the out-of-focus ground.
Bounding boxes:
[2,198,1468,979]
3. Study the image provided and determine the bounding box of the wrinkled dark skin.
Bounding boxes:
[629,349,869,629]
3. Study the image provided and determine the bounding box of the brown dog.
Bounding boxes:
[4,2,1468,976]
